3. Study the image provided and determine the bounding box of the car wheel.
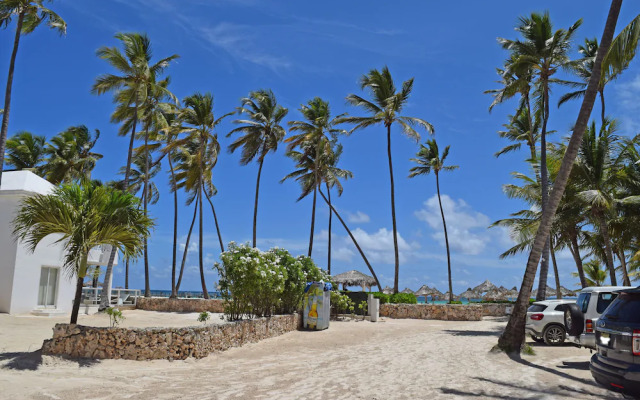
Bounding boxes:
[530,334,544,343]
[564,303,585,337]
[543,325,566,345]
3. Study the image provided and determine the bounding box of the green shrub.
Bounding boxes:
[277,250,329,314]
[331,291,354,316]
[105,307,125,327]
[389,293,417,304]
[449,300,463,304]
[197,311,210,325]
[371,292,390,304]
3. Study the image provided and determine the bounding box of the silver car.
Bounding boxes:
[526,299,575,345]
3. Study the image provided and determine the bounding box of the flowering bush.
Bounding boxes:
[216,243,328,320]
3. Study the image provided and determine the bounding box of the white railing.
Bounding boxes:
[81,287,140,306]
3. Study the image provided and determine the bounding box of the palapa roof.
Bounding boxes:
[382,286,394,295]
[458,289,480,299]
[532,287,557,297]
[483,288,508,301]
[415,285,443,297]
[443,292,459,301]
[473,280,498,294]
[332,270,377,287]
[559,286,577,296]
[401,287,415,294]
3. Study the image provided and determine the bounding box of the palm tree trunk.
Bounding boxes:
[536,83,551,301]
[386,124,400,294]
[497,0,622,353]
[435,173,454,303]
[600,89,606,127]
[70,254,89,324]
[168,154,178,298]
[318,188,381,289]
[253,157,265,248]
[176,203,198,292]
[204,189,225,253]
[0,11,24,187]
[550,242,562,299]
[570,232,587,288]
[596,211,618,285]
[92,267,100,288]
[198,184,209,299]
[618,249,631,286]
[125,258,129,290]
[308,185,317,257]
[143,130,150,298]
[327,183,332,275]
[122,103,139,189]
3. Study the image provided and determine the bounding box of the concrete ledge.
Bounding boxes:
[42,313,299,360]
[136,297,225,313]
[380,304,483,321]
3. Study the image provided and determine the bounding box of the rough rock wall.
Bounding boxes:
[379,304,483,321]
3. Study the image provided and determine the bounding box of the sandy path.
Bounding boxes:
[0,314,623,399]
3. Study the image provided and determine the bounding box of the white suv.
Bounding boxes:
[526,299,575,345]
[564,286,634,350]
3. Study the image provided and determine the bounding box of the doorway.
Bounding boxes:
[38,267,59,308]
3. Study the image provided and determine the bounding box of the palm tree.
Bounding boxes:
[228,89,287,248]
[0,0,66,186]
[340,66,434,293]
[172,92,231,299]
[5,131,46,171]
[12,183,152,324]
[91,32,178,190]
[42,125,103,185]
[574,259,608,287]
[409,139,459,303]
[498,0,622,353]
[285,97,345,257]
[500,12,582,301]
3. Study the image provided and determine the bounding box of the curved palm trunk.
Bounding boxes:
[143,130,150,298]
[176,203,198,292]
[70,254,89,324]
[600,89,606,126]
[569,232,587,288]
[168,155,179,298]
[618,249,631,286]
[327,183,332,275]
[435,173,454,303]
[318,189,381,289]
[536,85,551,301]
[122,103,139,189]
[596,211,618,285]
[387,124,400,294]
[125,258,129,289]
[0,11,24,186]
[497,0,621,353]
[308,186,317,257]
[204,190,225,253]
[98,252,116,311]
[550,243,562,299]
[198,184,210,299]
[253,157,265,248]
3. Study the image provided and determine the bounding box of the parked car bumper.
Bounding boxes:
[568,333,596,349]
[590,354,640,396]
[525,324,542,337]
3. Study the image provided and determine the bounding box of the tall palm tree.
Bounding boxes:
[12,183,152,324]
[340,66,434,293]
[409,139,459,303]
[42,125,103,185]
[228,89,288,248]
[0,0,66,186]
[286,97,345,257]
[500,12,582,301]
[573,259,609,287]
[498,0,622,353]
[172,92,231,299]
[91,32,178,189]
[5,131,46,171]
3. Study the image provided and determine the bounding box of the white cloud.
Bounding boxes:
[614,73,640,132]
[415,194,491,255]
[347,211,370,224]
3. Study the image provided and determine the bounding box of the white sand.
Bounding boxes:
[0,312,623,399]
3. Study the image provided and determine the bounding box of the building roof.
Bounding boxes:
[0,170,54,195]
[332,270,377,288]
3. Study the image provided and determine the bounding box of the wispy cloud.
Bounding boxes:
[347,210,370,224]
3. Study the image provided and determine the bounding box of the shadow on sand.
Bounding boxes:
[0,350,99,371]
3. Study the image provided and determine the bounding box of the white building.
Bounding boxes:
[0,170,115,315]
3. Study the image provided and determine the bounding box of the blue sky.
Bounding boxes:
[2,1,639,293]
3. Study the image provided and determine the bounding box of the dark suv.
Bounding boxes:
[590,287,640,397]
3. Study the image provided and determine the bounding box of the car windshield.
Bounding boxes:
[528,304,547,312]
[577,292,590,313]
[603,294,640,323]
[596,292,618,314]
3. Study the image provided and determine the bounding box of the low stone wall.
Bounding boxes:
[478,303,512,317]
[42,314,299,360]
[380,304,483,321]
[136,297,225,313]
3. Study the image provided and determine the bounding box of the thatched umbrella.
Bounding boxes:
[458,288,480,300]
[559,286,577,297]
[332,270,378,291]
[415,285,444,299]
[505,287,519,299]
[532,287,557,298]
[473,280,497,294]
[401,287,415,294]
[483,288,507,301]
[382,286,394,295]
[443,292,459,301]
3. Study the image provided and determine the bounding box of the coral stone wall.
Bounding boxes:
[478,303,512,317]
[380,304,483,321]
[42,314,299,360]
[136,297,225,313]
